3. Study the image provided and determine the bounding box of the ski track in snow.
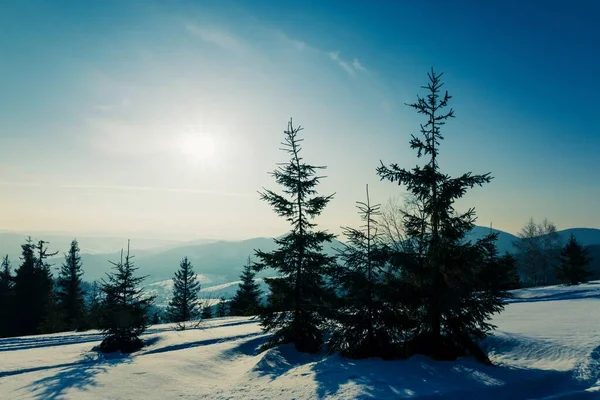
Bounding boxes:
[1,283,600,399]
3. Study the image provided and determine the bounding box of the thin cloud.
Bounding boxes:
[0,181,254,198]
[185,23,246,54]
[353,58,366,72]
[329,51,355,76]
[328,52,367,76]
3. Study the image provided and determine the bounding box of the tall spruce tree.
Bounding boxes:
[56,239,86,330]
[328,185,398,359]
[13,238,58,335]
[376,69,504,362]
[229,257,262,316]
[99,241,154,353]
[556,234,593,285]
[0,255,14,338]
[254,118,336,353]
[166,257,201,328]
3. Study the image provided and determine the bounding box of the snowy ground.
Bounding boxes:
[1,283,599,399]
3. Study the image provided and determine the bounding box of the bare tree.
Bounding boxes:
[515,218,561,286]
[378,195,428,255]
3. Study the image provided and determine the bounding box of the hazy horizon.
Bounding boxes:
[2,0,599,241]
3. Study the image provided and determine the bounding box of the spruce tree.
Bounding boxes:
[201,303,213,319]
[87,281,103,329]
[498,252,521,290]
[13,238,58,335]
[99,241,154,353]
[556,234,593,285]
[56,239,86,331]
[0,255,14,338]
[254,118,336,353]
[328,185,397,359]
[229,257,262,316]
[166,257,201,328]
[216,297,228,318]
[377,69,504,362]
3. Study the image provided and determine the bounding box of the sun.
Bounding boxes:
[178,133,217,165]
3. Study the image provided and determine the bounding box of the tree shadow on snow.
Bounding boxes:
[143,332,262,356]
[0,332,105,352]
[310,348,600,399]
[22,352,132,400]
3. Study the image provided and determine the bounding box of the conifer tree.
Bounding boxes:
[556,234,593,285]
[166,257,201,328]
[201,303,213,319]
[498,252,521,290]
[0,255,14,338]
[87,281,103,329]
[229,257,262,316]
[56,239,86,330]
[13,238,58,335]
[216,297,228,318]
[377,69,504,362]
[328,185,398,359]
[254,118,336,353]
[99,241,154,353]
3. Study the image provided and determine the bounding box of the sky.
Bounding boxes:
[0,0,598,241]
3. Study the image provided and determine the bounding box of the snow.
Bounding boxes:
[1,284,600,399]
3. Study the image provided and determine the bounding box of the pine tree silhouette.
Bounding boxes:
[56,239,86,330]
[254,118,336,353]
[328,185,398,359]
[377,69,504,363]
[99,241,154,353]
[166,257,201,329]
[229,257,262,316]
[556,234,593,285]
[0,255,14,338]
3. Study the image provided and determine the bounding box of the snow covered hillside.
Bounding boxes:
[1,283,599,399]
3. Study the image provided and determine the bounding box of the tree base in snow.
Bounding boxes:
[99,335,144,354]
[404,333,493,365]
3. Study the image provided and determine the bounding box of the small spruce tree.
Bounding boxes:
[229,257,262,316]
[328,185,398,359]
[556,234,593,285]
[498,252,521,290]
[166,257,201,329]
[0,255,14,338]
[56,239,86,331]
[99,241,154,353]
[216,297,228,318]
[201,302,213,319]
[13,238,59,335]
[254,118,336,353]
[377,69,504,362]
[87,281,103,329]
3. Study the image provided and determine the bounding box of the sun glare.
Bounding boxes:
[178,133,218,165]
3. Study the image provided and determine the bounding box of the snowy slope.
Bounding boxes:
[1,284,600,399]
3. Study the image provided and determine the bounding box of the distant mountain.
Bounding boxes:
[465,226,519,254]
[2,226,599,288]
[0,232,190,265]
[556,228,600,247]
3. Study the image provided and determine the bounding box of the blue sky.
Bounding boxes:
[0,0,598,240]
